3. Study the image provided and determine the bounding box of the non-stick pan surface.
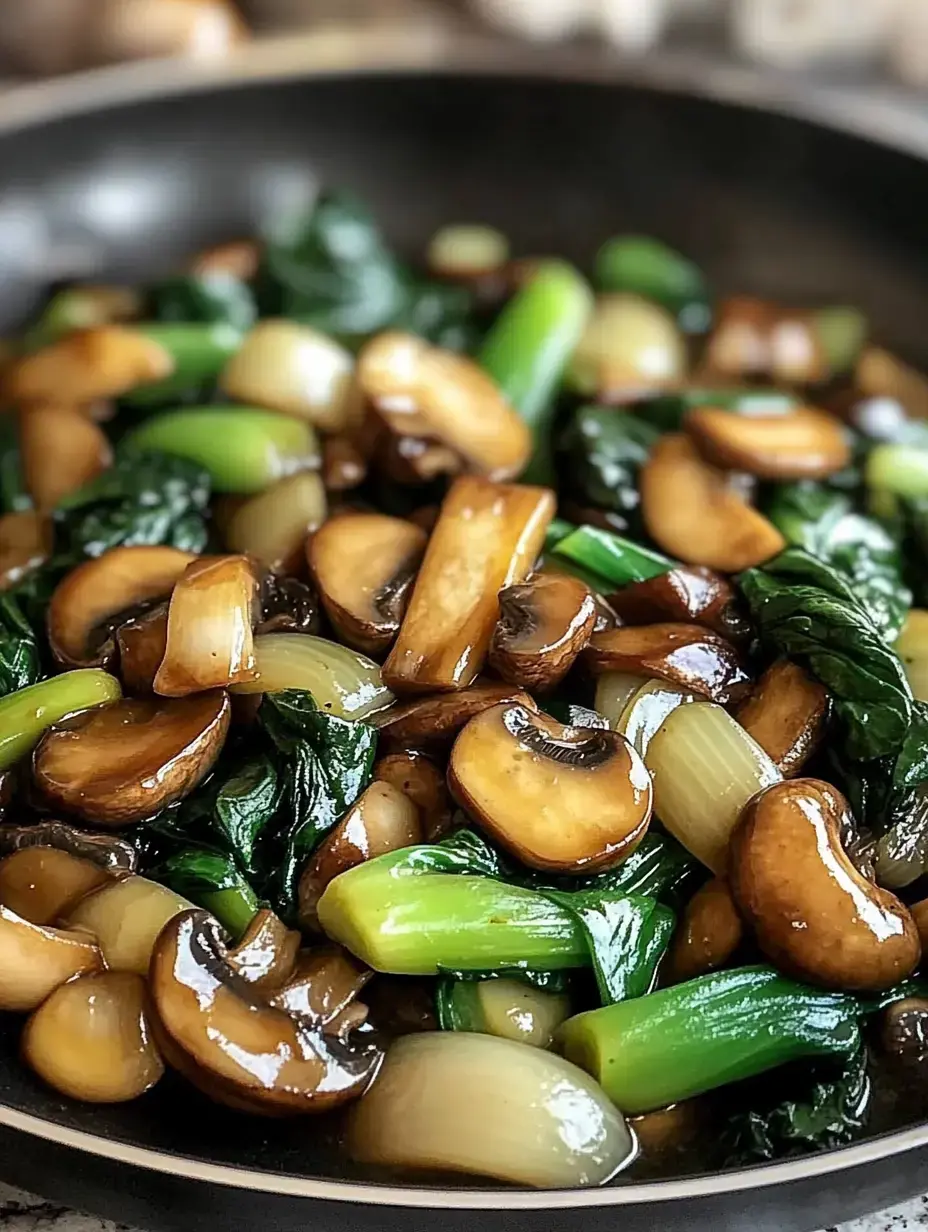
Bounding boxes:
[2,34,928,1232]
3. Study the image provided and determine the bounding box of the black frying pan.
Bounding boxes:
[1,32,928,1232]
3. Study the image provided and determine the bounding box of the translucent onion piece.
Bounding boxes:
[231,633,394,721]
[897,609,928,702]
[224,472,326,573]
[65,875,194,976]
[570,293,686,398]
[427,225,510,277]
[646,702,781,873]
[593,671,648,728]
[348,1031,635,1188]
[473,979,571,1049]
[617,678,695,756]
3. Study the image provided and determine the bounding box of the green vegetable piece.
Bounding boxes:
[123,323,243,407]
[594,235,711,332]
[478,261,593,485]
[559,966,861,1114]
[123,407,319,494]
[814,307,867,375]
[867,444,928,499]
[156,848,259,939]
[552,525,673,588]
[0,416,30,515]
[0,669,121,769]
[212,754,280,878]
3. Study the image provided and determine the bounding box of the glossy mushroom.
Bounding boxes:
[373,751,452,841]
[729,778,921,992]
[5,326,173,404]
[374,681,537,750]
[307,514,427,656]
[665,878,743,984]
[0,821,137,874]
[33,691,231,826]
[736,659,830,777]
[488,574,597,692]
[116,604,169,694]
[449,702,652,874]
[19,405,113,510]
[48,546,195,671]
[608,566,750,643]
[685,405,851,480]
[226,908,301,992]
[0,904,103,1011]
[583,623,752,706]
[0,847,109,926]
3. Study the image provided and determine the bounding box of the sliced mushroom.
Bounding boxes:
[48,546,196,671]
[22,971,164,1103]
[608,566,750,643]
[0,821,137,874]
[298,782,422,930]
[154,555,259,696]
[911,898,928,952]
[0,904,103,1011]
[881,997,928,1062]
[449,702,652,874]
[583,624,751,706]
[188,240,260,281]
[5,326,173,404]
[488,574,597,692]
[857,346,928,421]
[322,435,367,492]
[150,909,383,1114]
[116,603,169,693]
[364,977,437,1037]
[0,848,108,926]
[64,874,194,975]
[20,405,113,510]
[736,659,830,777]
[226,908,301,992]
[308,514,427,656]
[373,751,452,842]
[729,778,920,992]
[703,297,849,385]
[269,946,372,1032]
[664,878,743,984]
[383,476,554,693]
[0,510,51,591]
[33,691,230,826]
[374,682,537,750]
[377,434,462,485]
[641,434,786,572]
[256,576,319,637]
[685,405,850,481]
[358,332,531,481]
[224,472,326,574]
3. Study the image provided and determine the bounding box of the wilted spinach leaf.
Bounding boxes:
[560,405,658,528]
[211,754,280,877]
[154,847,259,938]
[0,592,41,695]
[521,830,696,905]
[147,273,257,334]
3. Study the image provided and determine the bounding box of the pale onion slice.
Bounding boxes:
[645,702,781,873]
[64,875,194,975]
[593,671,648,728]
[617,678,695,756]
[224,471,327,573]
[897,609,928,702]
[348,1032,635,1188]
[230,633,394,721]
[472,979,571,1049]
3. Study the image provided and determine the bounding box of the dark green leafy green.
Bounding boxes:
[560,405,658,528]
[0,417,30,515]
[0,593,41,696]
[146,274,257,334]
[154,847,259,938]
[210,754,280,878]
[386,829,504,880]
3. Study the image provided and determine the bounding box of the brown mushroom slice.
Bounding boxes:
[188,240,260,281]
[912,898,928,952]
[116,603,169,694]
[322,435,367,492]
[383,476,554,693]
[20,405,113,510]
[225,472,327,574]
[0,848,108,926]
[583,623,751,706]
[373,682,537,749]
[48,546,196,671]
[729,778,920,992]
[608,566,750,643]
[374,751,452,842]
[151,909,383,1114]
[736,659,830,777]
[5,326,173,404]
[33,691,230,827]
[641,434,786,572]
[857,346,928,420]
[880,997,928,1062]
[449,702,652,874]
[358,332,532,481]
[270,947,372,1031]
[308,514,428,656]
[64,874,194,975]
[298,782,422,930]
[488,574,597,692]
[664,878,743,985]
[22,971,164,1103]
[0,821,137,874]
[0,904,103,1011]
[685,405,851,481]
[0,510,51,590]
[226,908,301,992]
[154,555,259,696]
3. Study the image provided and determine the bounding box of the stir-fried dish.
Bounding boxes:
[3,192,928,1189]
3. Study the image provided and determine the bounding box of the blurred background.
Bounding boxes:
[2,0,928,89]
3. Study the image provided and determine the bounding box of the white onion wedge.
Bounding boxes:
[348,1032,635,1188]
[593,671,648,728]
[64,876,193,975]
[618,678,695,756]
[898,610,928,702]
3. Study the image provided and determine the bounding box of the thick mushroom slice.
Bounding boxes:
[0,821,137,874]
[357,331,532,481]
[488,574,597,692]
[23,971,164,1103]
[64,874,193,975]
[584,624,752,706]
[374,681,536,750]
[736,659,830,777]
[0,510,51,590]
[373,751,452,841]
[48,546,196,671]
[729,778,920,992]
[665,878,743,985]
[0,904,103,1011]
[116,603,169,694]
[307,514,427,655]
[383,476,555,693]
[154,555,259,696]
[641,434,785,572]
[298,782,422,930]
[0,848,109,925]
[685,405,851,480]
[20,405,113,510]
[608,566,750,643]
[226,908,301,992]
[449,702,652,874]
[33,691,230,827]
[5,326,173,404]
[150,910,383,1114]
[269,946,372,1033]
